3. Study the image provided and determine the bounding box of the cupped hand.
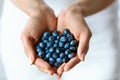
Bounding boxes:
[21,4,57,75]
[56,4,92,78]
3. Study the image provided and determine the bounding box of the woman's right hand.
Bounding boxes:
[18,1,57,75]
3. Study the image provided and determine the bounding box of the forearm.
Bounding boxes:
[73,0,115,16]
[11,0,48,17]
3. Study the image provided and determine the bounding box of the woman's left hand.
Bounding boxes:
[56,4,92,78]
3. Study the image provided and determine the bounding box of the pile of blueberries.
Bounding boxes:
[36,29,78,68]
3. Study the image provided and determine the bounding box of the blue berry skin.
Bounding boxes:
[60,36,67,43]
[38,50,45,58]
[45,53,51,59]
[39,42,46,49]
[69,46,77,51]
[59,52,65,58]
[52,53,58,59]
[46,42,54,47]
[67,34,74,42]
[55,48,60,54]
[65,49,71,55]
[49,47,55,53]
[43,39,48,43]
[49,57,55,65]
[52,30,59,37]
[36,47,42,53]
[70,40,77,46]
[56,58,63,63]
[43,32,51,38]
[54,62,61,68]
[53,43,58,48]
[63,29,70,35]
[58,42,64,48]
[68,53,75,59]
[62,56,69,63]
[48,36,55,41]
[55,40,59,44]
[64,43,70,49]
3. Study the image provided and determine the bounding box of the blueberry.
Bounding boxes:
[45,53,51,59]
[59,52,65,58]
[63,29,70,35]
[70,40,77,46]
[45,50,49,54]
[49,57,55,65]
[59,42,64,48]
[54,62,61,68]
[55,40,59,43]
[55,48,60,54]
[39,42,46,49]
[52,30,59,37]
[43,39,48,43]
[56,36,60,40]
[36,47,42,53]
[46,42,54,47]
[62,56,69,63]
[49,47,55,53]
[65,49,71,55]
[68,34,74,41]
[43,32,51,38]
[69,46,77,51]
[52,53,58,59]
[68,53,75,59]
[60,36,67,43]
[64,43,70,49]
[48,36,55,41]
[38,50,45,58]
[53,43,58,48]
[56,58,63,63]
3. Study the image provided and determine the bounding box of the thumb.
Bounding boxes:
[77,30,91,61]
[21,34,37,64]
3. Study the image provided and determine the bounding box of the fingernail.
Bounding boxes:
[28,57,33,65]
[80,53,85,61]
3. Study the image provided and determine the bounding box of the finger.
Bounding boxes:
[21,34,37,64]
[77,30,92,61]
[35,58,56,75]
[64,56,80,72]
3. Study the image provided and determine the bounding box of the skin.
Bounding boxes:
[11,0,115,78]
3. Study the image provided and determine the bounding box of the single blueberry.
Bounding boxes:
[38,50,45,58]
[65,49,71,55]
[60,36,67,43]
[68,53,75,59]
[52,53,58,59]
[69,46,77,51]
[43,32,51,38]
[55,40,59,44]
[64,43,70,49]
[49,47,55,53]
[39,42,46,49]
[53,43,58,48]
[63,29,70,35]
[70,40,78,46]
[54,62,61,68]
[62,56,69,63]
[36,47,42,53]
[46,41,54,47]
[55,48,60,54]
[48,36,55,41]
[49,57,55,65]
[45,53,51,59]
[67,34,74,41]
[43,39,48,43]
[56,58,63,63]
[52,30,59,37]
[59,52,65,58]
[58,42,64,48]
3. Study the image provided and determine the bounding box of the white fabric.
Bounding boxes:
[0,0,120,80]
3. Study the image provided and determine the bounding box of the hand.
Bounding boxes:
[56,4,92,78]
[21,4,57,75]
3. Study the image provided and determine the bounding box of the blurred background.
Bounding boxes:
[0,0,120,80]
